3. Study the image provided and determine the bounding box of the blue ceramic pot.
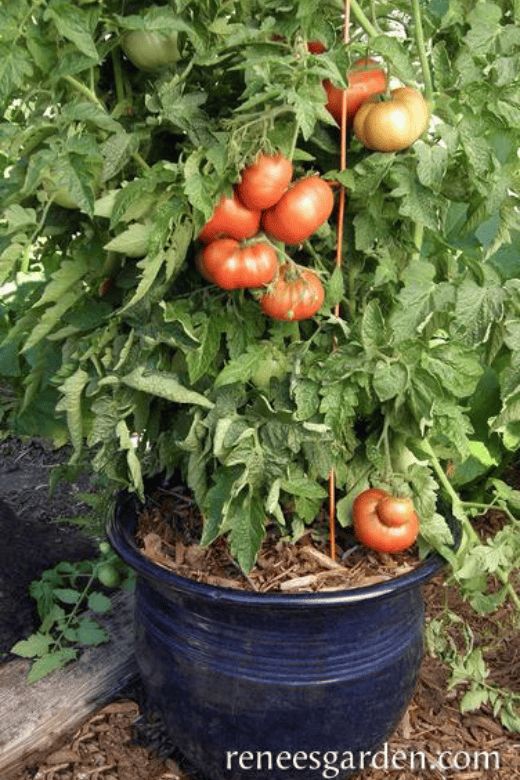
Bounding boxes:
[108,489,449,780]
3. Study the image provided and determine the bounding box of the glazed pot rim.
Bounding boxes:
[108,488,457,607]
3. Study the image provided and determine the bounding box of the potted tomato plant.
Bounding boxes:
[2,0,520,774]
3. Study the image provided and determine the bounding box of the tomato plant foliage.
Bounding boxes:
[1,0,520,652]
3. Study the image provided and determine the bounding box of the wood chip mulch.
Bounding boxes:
[134,488,421,593]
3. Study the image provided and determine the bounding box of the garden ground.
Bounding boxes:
[0,437,519,780]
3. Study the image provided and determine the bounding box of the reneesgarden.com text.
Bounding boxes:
[226,743,500,777]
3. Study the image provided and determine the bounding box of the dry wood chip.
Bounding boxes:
[157,759,191,780]
[184,545,206,567]
[400,707,413,740]
[88,723,113,733]
[280,573,318,591]
[90,764,116,780]
[355,574,390,586]
[98,701,139,716]
[205,575,242,589]
[43,749,79,766]
[465,714,504,736]
[175,541,185,565]
[300,545,344,570]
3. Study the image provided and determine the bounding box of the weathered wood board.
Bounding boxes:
[0,589,139,777]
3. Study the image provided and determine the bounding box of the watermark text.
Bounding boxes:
[226,743,500,777]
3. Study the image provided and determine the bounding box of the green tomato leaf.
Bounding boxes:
[44,1,99,60]
[77,617,110,646]
[370,35,418,84]
[27,649,78,683]
[54,588,82,604]
[11,633,53,659]
[281,477,327,500]
[56,367,90,460]
[226,490,266,574]
[121,366,214,408]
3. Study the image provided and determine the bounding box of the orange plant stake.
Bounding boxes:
[328,0,351,563]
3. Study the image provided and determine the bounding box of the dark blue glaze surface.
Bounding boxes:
[109,490,448,780]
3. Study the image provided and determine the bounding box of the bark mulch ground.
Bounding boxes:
[1,437,519,780]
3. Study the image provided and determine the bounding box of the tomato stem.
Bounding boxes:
[63,75,106,110]
[261,235,294,265]
[348,0,379,39]
[369,0,379,29]
[111,47,127,107]
[288,119,300,161]
[410,0,434,104]
[132,151,151,171]
[422,439,520,611]
[378,416,392,481]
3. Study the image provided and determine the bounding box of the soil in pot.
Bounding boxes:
[133,485,426,593]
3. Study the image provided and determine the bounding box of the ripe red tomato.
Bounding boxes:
[198,190,261,244]
[237,153,293,211]
[259,264,324,321]
[307,40,326,54]
[352,489,420,553]
[195,249,215,282]
[261,176,334,245]
[324,58,387,129]
[376,496,418,528]
[353,87,429,152]
[199,238,278,290]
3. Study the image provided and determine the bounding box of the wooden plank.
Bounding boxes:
[0,589,139,777]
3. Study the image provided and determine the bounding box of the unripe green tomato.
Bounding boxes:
[97,563,121,588]
[98,540,111,555]
[251,355,288,388]
[121,30,180,71]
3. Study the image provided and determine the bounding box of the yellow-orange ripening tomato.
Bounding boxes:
[237,153,294,211]
[353,87,430,152]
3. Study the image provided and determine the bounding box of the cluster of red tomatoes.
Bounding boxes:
[352,488,420,553]
[196,154,335,321]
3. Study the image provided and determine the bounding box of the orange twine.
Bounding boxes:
[328,0,351,563]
